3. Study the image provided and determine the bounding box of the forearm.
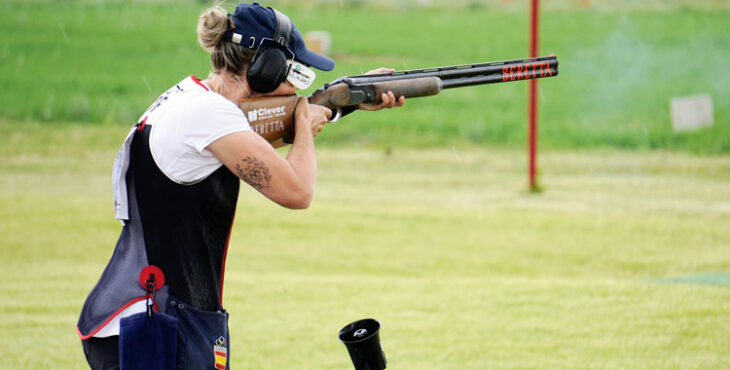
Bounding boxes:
[207,98,327,210]
[283,111,317,205]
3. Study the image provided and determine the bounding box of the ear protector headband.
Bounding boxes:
[245,9,294,93]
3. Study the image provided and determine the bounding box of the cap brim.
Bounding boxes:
[296,49,335,72]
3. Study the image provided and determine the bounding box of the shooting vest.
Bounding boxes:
[76,122,240,339]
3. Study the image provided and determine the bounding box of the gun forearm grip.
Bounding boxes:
[371,77,442,102]
[308,76,442,109]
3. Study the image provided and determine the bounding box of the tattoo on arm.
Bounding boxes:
[235,156,271,190]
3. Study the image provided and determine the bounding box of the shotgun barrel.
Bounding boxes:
[309,55,559,109]
[343,55,558,86]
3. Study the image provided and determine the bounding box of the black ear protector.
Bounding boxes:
[246,9,294,93]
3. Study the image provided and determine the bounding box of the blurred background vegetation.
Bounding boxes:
[1,0,728,152]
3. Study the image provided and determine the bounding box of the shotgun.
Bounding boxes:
[238,55,559,146]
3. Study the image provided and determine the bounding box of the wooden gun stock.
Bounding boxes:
[236,95,300,147]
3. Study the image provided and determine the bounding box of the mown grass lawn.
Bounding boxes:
[1,1,728,368]
[1,124,728,368]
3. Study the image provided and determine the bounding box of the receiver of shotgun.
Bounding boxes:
[238,55,559,146]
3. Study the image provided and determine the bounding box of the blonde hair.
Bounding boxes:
[197,5,255,77]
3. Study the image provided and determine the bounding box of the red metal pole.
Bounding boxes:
[528,0,539,191]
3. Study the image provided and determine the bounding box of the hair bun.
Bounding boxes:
[197,6,231,53]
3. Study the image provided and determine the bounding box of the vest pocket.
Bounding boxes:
[119,311,179,369]
[166,296,230,370]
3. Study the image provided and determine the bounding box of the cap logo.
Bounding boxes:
[231,33,243,44]
[286,60,315,90]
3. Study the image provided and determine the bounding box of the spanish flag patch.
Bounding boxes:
[213,336,227,370]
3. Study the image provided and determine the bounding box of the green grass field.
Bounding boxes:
[1,0,730,368]
[1,123,729,368]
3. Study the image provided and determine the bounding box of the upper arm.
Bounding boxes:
[206,130,312,209]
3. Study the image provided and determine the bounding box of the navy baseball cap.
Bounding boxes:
[224,2,335,71]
